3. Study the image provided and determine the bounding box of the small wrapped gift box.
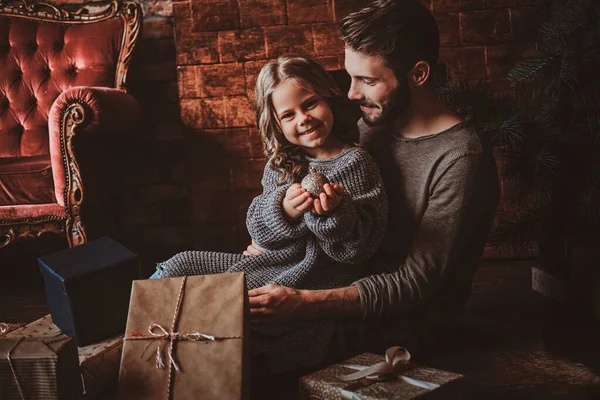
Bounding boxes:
[38,236,140,346]
[0,334,83,400]
[116,273,249,400]
[299,347,464,400]
[5,314,123,399]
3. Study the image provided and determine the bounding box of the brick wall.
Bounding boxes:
[50,0,545,268]
[172,0,546,258]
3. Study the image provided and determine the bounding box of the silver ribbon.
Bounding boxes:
[339,346,440,390]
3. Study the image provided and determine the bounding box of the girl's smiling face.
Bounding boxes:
[271,80,336,158]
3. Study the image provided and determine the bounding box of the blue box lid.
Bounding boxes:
[38,236,137,281]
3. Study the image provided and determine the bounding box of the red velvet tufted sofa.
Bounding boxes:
[0,0,142,248]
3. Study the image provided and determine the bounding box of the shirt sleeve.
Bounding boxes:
[303,151,388,265]
[352,154,484,318]
[246,162,309,249]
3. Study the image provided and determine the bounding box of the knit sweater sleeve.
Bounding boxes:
[303,149,388,265]
[246,162,309,249]
[353,153,483,318]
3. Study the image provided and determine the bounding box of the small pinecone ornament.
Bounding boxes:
[301,167,330,198]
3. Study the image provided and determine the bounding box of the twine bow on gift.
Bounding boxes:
[0,323,8,337]
[123,276,243,400]
[0,322,25,337]
[131,323,225,371]
[339,346,440,390]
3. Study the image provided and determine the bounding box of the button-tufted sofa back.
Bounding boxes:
[0,17,124,158]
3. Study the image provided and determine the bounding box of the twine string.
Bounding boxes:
[123,276,243,400]
[6,337,27,400]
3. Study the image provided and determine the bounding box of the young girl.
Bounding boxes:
[150,55,388,371]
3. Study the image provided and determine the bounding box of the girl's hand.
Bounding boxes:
[243,239,266,256]
[312,183,344,215]
[283,184,313,221]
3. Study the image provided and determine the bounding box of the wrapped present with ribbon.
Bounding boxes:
[116,273,249,400]
[0,330,83,400]
[5,315,123,399]
[299,347,464,400]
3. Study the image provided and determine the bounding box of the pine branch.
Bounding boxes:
[565,161,600,229]
[501,134,560,209]
[487,112,526,148]
[437,80,495,120]
[540,0,598,54]
[559,55,579,92]
[543,54,579,96]
[492,0,600,276]
[508,53,554,86]
[501,151,540,207]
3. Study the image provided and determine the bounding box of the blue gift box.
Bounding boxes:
[38,236,140,346]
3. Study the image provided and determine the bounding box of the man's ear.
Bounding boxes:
[411,61,431,87]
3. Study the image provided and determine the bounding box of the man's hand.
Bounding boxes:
[248,284,362,323]
[248,284,305,323]
[243,239,265,256]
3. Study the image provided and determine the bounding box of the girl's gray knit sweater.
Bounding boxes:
[152,146,388,371]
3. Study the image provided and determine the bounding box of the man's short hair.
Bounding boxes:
[340,0,440,73]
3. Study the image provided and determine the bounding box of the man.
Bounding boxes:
[246,0,499,357]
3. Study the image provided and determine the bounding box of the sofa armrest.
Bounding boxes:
[48,86,141,208]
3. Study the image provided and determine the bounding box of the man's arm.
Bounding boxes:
[248,284,362,322]
[353,153,494,318]
[246,156,480,321]
[247,153,497,322]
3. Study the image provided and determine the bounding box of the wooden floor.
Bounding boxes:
[425,262,600,399]
[2,260,600,399]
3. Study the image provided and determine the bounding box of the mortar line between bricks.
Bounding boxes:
[217,31,223,64]
[458,11,464,46]
[222,96,229,129]
[508,8,514,41]
[311,24,316,55]
[263,27,269,59]
[235,0,241,30]
[331,0,337,22]
[484,45,489,81]
[242,61,248,97]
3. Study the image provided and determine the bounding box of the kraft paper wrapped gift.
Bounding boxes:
[0,333,82,399]
[38,236,140,346]
[116,273,249,400]
[6,315,123,399]
[299,347,464,400]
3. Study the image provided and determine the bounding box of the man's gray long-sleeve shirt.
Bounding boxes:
[353,119,499,339]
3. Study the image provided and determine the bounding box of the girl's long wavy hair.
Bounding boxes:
[254,55,357,185]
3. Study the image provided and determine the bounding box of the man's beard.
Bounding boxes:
[360,79,411,127]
